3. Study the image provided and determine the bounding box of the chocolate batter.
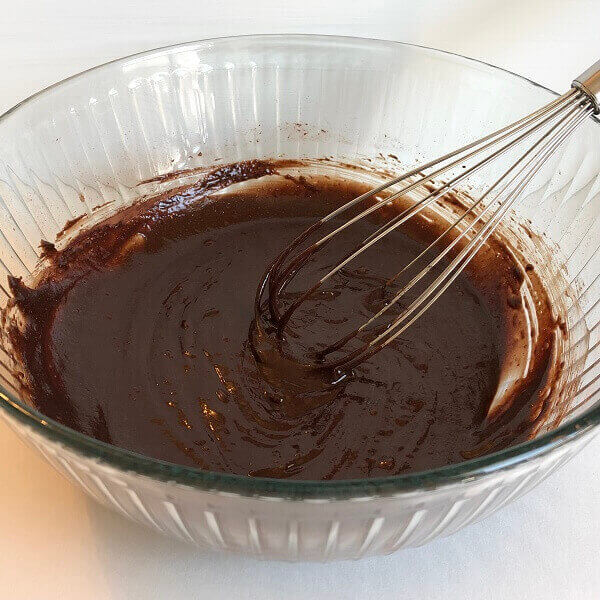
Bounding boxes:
[4,160,564,479]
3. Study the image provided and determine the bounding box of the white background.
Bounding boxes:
[0,1,599,598]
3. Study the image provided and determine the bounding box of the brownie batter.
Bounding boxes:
[4,160,564,479]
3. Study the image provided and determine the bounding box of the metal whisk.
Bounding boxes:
[254,61,600,371]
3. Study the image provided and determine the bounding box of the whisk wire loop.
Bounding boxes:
[255,65,600,370]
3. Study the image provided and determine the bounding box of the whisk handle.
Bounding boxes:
[573,60,600,113]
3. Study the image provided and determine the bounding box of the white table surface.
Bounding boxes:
[0,1,598,598]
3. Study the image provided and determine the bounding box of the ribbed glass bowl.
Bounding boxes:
[0,35,598,561]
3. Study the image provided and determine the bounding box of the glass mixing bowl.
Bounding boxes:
[0,35,598,561]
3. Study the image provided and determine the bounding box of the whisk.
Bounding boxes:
[254,61,600,371]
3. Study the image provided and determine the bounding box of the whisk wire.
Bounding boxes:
[274,92,578,281]
[323,102,592,371]
[255,64,599,370]
[274,91,585,334]
[365,105,594,361]
[364,102,591,333]
[266,89,580,312]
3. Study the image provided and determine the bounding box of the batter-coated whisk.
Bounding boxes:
[255,61,600,371]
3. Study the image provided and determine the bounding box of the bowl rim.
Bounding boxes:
[0,33,598,499]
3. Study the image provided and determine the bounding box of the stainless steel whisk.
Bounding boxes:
[255,61,600,371]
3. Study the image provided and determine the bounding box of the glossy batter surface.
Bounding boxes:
[5,161,562,479]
